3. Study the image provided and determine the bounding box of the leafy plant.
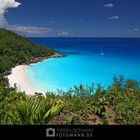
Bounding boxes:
[12,95,65,125]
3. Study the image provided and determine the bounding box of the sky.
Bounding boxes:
[0,0,140,37]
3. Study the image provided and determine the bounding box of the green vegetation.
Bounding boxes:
[0,29,140,125]
[0,76,140,125]
[0,28,54,74]
[46,77,140,125]
[0,90,65,125]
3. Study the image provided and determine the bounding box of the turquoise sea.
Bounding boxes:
[27,38,140,92]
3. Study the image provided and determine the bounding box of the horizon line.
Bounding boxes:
[28,36,140,39]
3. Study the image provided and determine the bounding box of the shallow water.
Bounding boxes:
[27,38,140,92]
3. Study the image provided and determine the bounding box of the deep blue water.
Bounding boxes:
[28,38,140,92]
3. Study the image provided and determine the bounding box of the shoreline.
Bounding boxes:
[26,52,63,65]
[7,52,63,95]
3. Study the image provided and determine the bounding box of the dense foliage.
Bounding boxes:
[0,77,140,125]
[0,88,65,125]
[0,28,54,74]
[0,29,140,125]
[46,77,140,125]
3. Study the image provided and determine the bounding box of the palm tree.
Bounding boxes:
[11,94,65,125]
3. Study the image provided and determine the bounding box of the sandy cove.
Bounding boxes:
[7,65,44,95]
[7,53,63,95]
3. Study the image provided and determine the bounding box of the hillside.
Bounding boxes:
[0,28,54,74]
[0,28,64,125]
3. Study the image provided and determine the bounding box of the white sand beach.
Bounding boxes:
[7,65,44,95]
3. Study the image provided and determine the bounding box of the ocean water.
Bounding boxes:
[27,38,140,92]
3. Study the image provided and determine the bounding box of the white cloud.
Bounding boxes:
[108,16,119,20]
[0,0,21,27]
[6,25,57,36]
[6,25,69,37]
[127,28,139,34]
[104,3,114,8]
[0,14,8,27]
[134,28,139,32]
[9,25,53,34]
[58,31,70,36]
[0,0,70,37]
